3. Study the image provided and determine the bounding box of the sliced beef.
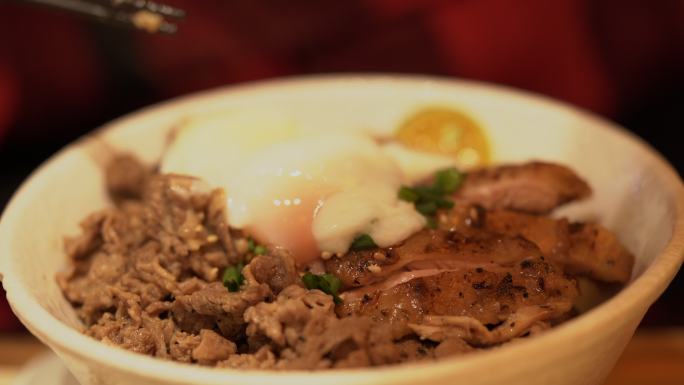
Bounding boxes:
[59,155,633,369]
[172,282,271,340]
[456,161,591,214]
[169,331,201,363]
[244,285,369,369]
[219,346,277,369]
[105,154,151,202]
[244,285,336,348]
[63,211,107,260]
[142,174,218,261]
[242,285,439,369]
[243,248,299,294]
[205,189,239,259]
[192,329,237,365]
[88,313,159,356]
[60,165,268,364]
[140,314,176,358]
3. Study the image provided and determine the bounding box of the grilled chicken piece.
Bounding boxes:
[327,161,626,348]
[325,229,542,290]
[338,256,578,327]
[566,222,634,283]
[442,205,634,283]
[456,161,591,214]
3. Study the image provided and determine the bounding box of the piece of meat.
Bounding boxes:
[339,269,492,304]
[456,161,591,214]
[332,228,578,335]
[244,285,336,348]
[63,211,107,259]
[100,203,149,255]
[192,329,237,365]
[172,282,271,340]
[219,346,277,369]
[61,165,263,364]
[88,313,158,355]
[169,331,201,363]
[434,338,474,358]
[244,285,364,369]
[140,173,240,268]
[326,229,543,289]
[140,314,175,358]
[205,188,239,261]
[60,156,635,369]
[243,285,430,369]
[105,154,151,202]
[408,305,566,346]
[243,248,299,294]
[339,256,578,326]
[566,223,634,283]
[366,339,434,365]
[442,205,634,283]
[470,208,572,259]
[362,323,431,366]
[57,251,126,325]
[133,249,180,295]
[141,174,212,258]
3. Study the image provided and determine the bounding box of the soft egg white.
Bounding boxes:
[161,111,455,265]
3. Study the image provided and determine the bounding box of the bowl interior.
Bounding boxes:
[1,76,681,380]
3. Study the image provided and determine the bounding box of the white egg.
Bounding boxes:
[381,142,457,184]
[161,110,299,187]
[162,111,453,265]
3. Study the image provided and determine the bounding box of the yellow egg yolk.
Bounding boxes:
[396,107,490,168]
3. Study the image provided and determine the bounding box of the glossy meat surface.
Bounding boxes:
[442,205,634,283]
[456,161,591,214]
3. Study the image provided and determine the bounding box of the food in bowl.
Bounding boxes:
[57,109,634,370]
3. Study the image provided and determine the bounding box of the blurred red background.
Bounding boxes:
[0,0,683,331]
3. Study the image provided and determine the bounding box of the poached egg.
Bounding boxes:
[161,111,455,264]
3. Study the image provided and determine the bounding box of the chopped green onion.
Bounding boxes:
[398,167,464,229]
[398,186,420,202]
[302,272,318,290]
[434,167,464,194]
[416,201,438,216]
[247,238,267,255]
[435,198,455,209]
[222,263,245,292]
[425,216,438,229]
[302,272,342,304]
[350,233,377,251]
[413,186,441,201]
[319,273,342,295]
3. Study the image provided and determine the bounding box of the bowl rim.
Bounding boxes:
[1,74,683,384]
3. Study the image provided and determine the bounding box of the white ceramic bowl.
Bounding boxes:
[1,75,683,385]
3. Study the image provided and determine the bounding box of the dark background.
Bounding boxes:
[0,0,682,331]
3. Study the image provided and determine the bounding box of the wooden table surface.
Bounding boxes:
[1,329,683,385]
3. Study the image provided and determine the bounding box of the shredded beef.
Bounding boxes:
[171,282,271,339]
[105,154,151,202]
[244,248,299,294]
[58,155,632,370]
[192,329,237,365]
